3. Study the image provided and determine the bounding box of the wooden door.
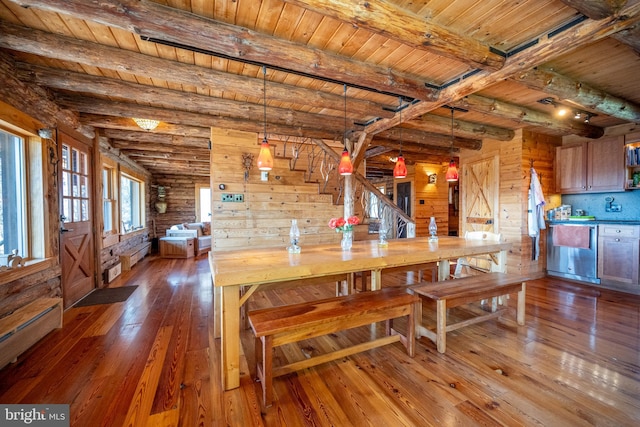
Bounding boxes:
[396,182,411,238]
[59,131,95,308]
[461,155,499,235]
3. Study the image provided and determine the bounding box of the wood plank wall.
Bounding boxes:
[414,161,451,236]
[210,128,346,251]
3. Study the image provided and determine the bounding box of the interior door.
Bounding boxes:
[59,131,95,308]
[396,182,412,238]
[461,155,499,235]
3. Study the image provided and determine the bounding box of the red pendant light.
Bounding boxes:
[257,137,273,171]
[393,155,407,178]
[339,84,353,176]
[257,66,274,171]
[393,97,407,179]
[339,149,353,175]
[446,108,459,182]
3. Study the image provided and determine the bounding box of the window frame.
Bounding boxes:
[119,170,146,235]
[0,105,54,285]
[101,157,119,247]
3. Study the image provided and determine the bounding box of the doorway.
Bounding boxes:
[396,181,412,238]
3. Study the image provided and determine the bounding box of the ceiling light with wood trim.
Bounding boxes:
[257,66,274,171]
[132,118,160,131]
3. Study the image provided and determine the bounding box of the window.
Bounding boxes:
[61,143,89,224]
[102,165,117,236]
[195,184,211,222]
[0,128,26,256]
[120,173,145,233]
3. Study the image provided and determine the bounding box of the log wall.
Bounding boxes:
[151,174,210,237]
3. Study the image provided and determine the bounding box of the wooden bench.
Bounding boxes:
[0,298,63,369]
[120,241,151,270]
[248,287,420,406]
[410,273,527,353]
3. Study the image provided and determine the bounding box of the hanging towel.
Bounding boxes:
[553,225,590,249]
[528,168,546,260]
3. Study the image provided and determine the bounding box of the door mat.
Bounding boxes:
[74,286,138,307]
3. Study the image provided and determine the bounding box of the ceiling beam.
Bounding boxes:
[513,66,640,122]
[377,127,482,150]
[7,0,439,100]
[0,21,394,120]
[80,114,211,137]
[363,2,640,136]
[559,0,629,19]
[17,63,361,135]
[282,0,505,71]
[409,113,515,141]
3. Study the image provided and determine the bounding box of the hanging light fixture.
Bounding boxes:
[445,108,459,182]
[257,66,274,171]
[393,97,407,179]
[338,84,353,176]
[132,118,160,131]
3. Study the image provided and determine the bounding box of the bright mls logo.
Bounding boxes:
[1,405,69,426]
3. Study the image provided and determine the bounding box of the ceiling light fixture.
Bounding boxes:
[393,97,407,179]
[537,97,596,123]
[445,108,459,182]
[257,66,274,171]
[132,118,160,131]
[338,84,354,176]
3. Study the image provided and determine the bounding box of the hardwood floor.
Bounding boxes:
[1,255,639,426]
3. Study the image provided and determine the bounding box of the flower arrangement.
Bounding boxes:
[328,216,360,232]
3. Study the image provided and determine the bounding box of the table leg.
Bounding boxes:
[436,299,446,353]
[221,286,241,390]
[517,282,526,325]
[438,260,450,281]
[370,269,382,290]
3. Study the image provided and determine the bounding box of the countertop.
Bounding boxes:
[547,219,640,225]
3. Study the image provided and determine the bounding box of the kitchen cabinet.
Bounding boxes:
[555,136,625,193]
[598,224,640,286]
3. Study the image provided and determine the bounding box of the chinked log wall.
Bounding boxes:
[210,127,348,251]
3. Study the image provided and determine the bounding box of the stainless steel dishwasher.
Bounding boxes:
[547,223,600,284]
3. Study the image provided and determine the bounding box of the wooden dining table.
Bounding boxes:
[209,236,511,390]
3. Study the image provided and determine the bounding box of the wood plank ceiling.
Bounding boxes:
[1,0,639,177]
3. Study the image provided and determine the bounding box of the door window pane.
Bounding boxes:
[0,129,26,256]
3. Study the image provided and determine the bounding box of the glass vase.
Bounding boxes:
[341,230,353,251]
[288,219,301,253]
[429,216,438,242]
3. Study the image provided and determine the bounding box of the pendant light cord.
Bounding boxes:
[450,108,454,157]
[343,84,347,150]
[263,66,267,141]
[398,97,403,155]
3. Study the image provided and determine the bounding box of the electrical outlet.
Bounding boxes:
[221,193,234,202]
[233,194,244,202]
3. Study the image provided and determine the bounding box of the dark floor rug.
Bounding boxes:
[74,286,138,307]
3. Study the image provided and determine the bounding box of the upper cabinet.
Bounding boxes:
[555,136,625,194]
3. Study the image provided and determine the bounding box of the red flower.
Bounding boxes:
[328,216,360,232]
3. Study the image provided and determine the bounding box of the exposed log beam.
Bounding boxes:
[17,63,361,135]
[0,21,394,120]
[409,114,515,141]
[513,66,640,123]
[370,138,460,156]
[283,0,504,71]
[102,129,208,147]
[611,22,640,52]
[80,114,211,138]
[560,0,629,19]
[377,127,482,150]
[364,3,640,136]
[8,0,438,100]
[0,51,92,136]
[455,94,605,138]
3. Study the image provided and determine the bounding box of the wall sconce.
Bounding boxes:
[133,118,160,131]
[155,186,167,214]
[428,173,437,184]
